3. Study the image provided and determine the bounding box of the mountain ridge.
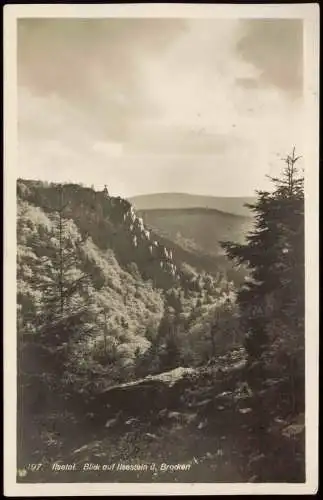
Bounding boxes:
[137,207,254,262]
[135,206,251,219]
[17,179,249,285]
[129,193,256,218]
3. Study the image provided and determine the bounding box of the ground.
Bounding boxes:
[17,363,305,483]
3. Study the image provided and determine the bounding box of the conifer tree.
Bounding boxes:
[35,184,92,344]
[221,149,304,366]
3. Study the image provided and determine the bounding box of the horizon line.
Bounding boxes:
[17,178,257,199]
[128,192,257,199]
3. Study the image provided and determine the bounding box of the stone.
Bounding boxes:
[73,444,90,455]
[97,367,198,414]
[282,424,305,438]
[239,408,252,414]
[193,398,213,408]
[182,412,198,424]
[249,475,258,482]
[125,417,139,425]
[248,453,265,465]
[105,417,118,428]
[167,411,182,420]
[145,432,158,440]
[197,419,207,429]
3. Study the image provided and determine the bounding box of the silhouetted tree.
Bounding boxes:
[221,149,304,363]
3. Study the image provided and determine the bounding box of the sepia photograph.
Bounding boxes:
[4,3,319,496]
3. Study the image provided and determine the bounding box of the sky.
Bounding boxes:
[17,18,304,198]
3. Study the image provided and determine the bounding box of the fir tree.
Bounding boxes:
[221,149,304,365]
[36,184,91,326]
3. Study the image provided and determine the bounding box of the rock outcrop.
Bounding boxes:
[92,367,197,416]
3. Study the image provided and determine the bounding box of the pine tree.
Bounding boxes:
[34,184,92,344]
[221,149,304,367]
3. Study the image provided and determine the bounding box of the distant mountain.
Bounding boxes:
[137,207,254,261]
[129,193,256,217]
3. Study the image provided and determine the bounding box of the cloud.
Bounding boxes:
[125,123,238,156]
[17,18,186,142]
[17,18,304,197]
[92,141,124,157]
[235,19,303,97]
[132,19,303,158]
[18,88,92,148]
[235,77,260,90]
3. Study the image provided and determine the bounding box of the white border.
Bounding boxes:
[3,3,319,496]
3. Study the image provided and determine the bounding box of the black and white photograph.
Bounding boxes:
[3,3,319,496]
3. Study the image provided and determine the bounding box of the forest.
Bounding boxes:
[17,150,305,483]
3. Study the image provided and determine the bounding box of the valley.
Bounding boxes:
[137,207,254,258]
[16,178,305,484]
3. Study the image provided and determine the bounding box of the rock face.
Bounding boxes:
[95,367,197,416]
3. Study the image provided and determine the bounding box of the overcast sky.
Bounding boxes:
[17,18,304,197]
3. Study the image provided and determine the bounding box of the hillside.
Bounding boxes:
[17,178,244,440]
[16,178,305,485]
[17,180,184,291]
[137,207,254,258]
[17,180,248,286]
[129,193,256,217]
[16,178,242,386]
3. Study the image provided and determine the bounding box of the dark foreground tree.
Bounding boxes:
[17,184,94,419]
[221,149,304,407]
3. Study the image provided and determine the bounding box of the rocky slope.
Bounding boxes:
[17,351,305,484]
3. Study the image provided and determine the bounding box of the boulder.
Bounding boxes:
[94,367,198,416]
[105,417,118,428]
[282,424,305,439]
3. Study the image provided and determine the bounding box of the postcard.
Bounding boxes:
[3,3,319,496]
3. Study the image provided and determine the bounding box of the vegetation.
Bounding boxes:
[16,151,305,483]
[221,148,304,407]
[138,207,253,258]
